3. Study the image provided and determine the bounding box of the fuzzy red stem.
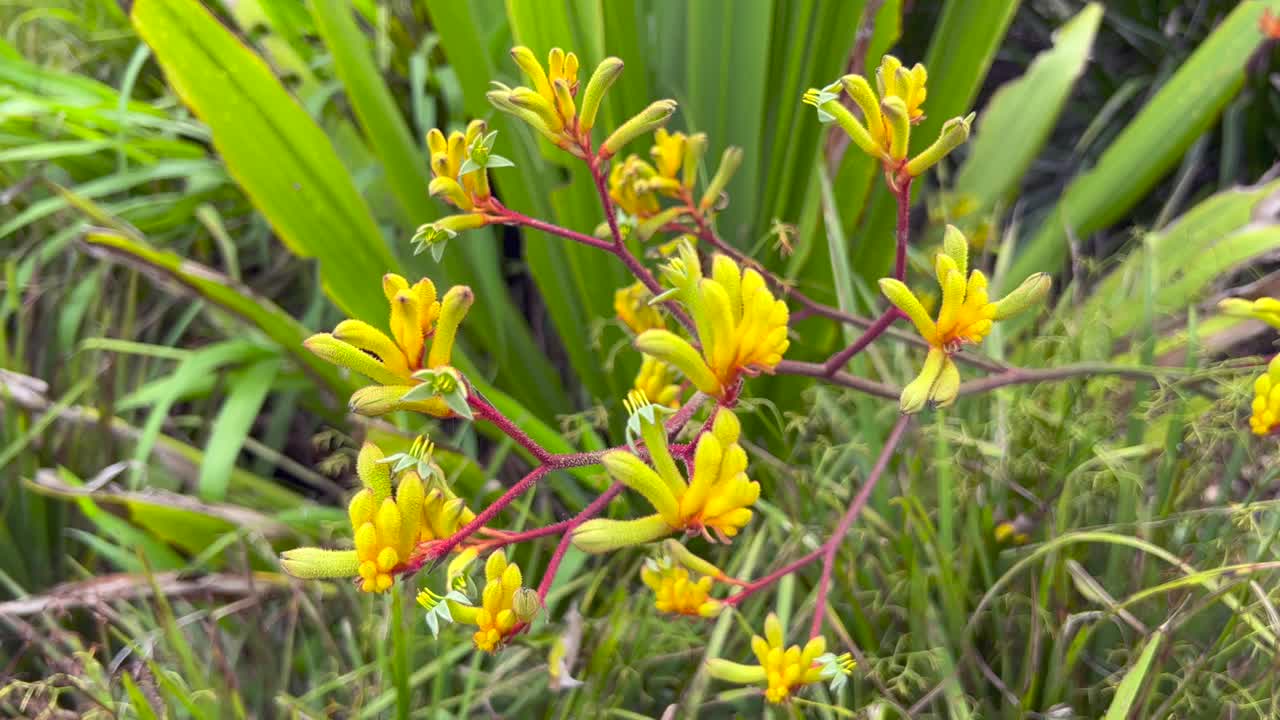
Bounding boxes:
[822,308,901,374]
[470,394,553,464]
[495,204,615,252]
[894,177,913,281]
[419,466,551,564]
[810,414,910,638]
[724,548,825,607]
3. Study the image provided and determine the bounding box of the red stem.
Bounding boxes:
[894,177,913,281]
[471,394,552,464]
[810,414,910,638]
[417,466,551,566]
[724,548,825,607]
[536,481,627,601]
[822,308,901,375]
[494,204,615,252]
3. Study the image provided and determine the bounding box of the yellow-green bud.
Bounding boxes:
[662,539,726,580]
[840,74,884,143]
[991,272,1052,320]
[602,451,680,524]
[572,515,673,554]
[682,132,707,189]
[634,329,721,397]
[357,442,391,502]
[705,658,768,684]
[905,113,974,177]
[427,287,474,368]
[698,146,744,212]
[280,548,360,579]
[602,100,678,158]
[304,334,405,387]
[900,347,945,414]
[637,206,687,241]
[579,57,624,132]
[881,96,910,161]
[513,587,542,623]
[509,46,552,98]
[428,177,472,210]
[349,385,416,416]
[941,224,969,277]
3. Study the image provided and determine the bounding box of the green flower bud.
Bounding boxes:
[905,113,974,177]
[280,548,360,579]
[698,146,744,212]
[572,515,673,554]
[579,57,624,132]
[602,100,678,158]
[991,272,1052,320]
[881,96,910,161]
[513,587,542,623]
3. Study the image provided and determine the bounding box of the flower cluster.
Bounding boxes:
[574,404,759,552]
[638,243,789,401]
[1219,297,1280,435]
[281,442,473,593]
[706,613,841,704]
[304,274,473,418]
[804,56,972,185]
[880,225,1050,412]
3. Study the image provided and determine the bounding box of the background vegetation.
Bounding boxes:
[3,0,1280,717]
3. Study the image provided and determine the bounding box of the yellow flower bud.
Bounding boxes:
[303,334,405,387]
[427,286,474,368]
[357,442,392,502]
[991,272,1051,320]
[698,146,744,211]
[579,56,624,132]
[428,176,473,210]
[602,100,678,158]
[513,587,542,623]
[572,515,673,554]
[881,96,910,161]
[280,547,360,579]
[635,329,722,397]
[905,113,974,177]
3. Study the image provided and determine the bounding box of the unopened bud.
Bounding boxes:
[513,587,542,623]
[991,272,1051,321]
[698,146,744,212]
[881,96,910,161]
[905,113,974,177]
[579,57,624,132]
[602,100,678,158]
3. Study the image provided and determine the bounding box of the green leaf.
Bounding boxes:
[1103,626,1164,720]
[130,0,399,323]
[199,356,282,502]
[1003,0,1279,292]
[955,3,1103,216]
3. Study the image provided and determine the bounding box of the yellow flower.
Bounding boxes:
[1250,355,1280,435]
[641,558,722,617]
[615,281,666,334]
[303,274,473,417]
[705,613,827,704]
[426,120,492,210]
[448,551,536,653]
[637,244,789,399]
[608,155,661,218]
[634,355,682,408]
[280,443,475,593]
[647,128,706,195]
[573,407,759,552]
[1220,297,1280,329]
[803,55,971,178]
[876,55,927,122]
[878,226,1049,413]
